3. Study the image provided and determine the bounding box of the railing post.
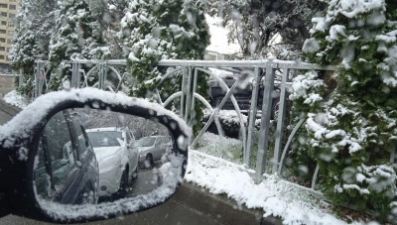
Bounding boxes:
[99,63,107,90]
[272,68,290,173]
[245,67,260,166]
[185,66,193,123]
[19,69,23,87]
[35,62,44,97]
[189,68,199,126]
[180,67,188,119]
[71,62,81,88]
[255,65,276,183]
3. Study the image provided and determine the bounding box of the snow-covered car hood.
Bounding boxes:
[93,147,121,161]
[93,147,122,173]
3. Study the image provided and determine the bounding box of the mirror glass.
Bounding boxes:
[33,107,186,220]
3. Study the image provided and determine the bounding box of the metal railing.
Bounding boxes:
[33,59,336,191]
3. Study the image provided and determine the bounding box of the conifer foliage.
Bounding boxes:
[49,0,110,90]
[121,0,210,128]
[11,0,57,97]
[11,0,110,95]
[291,0,397,220]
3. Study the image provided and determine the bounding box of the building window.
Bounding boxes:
[10,0,16,2]
[7,30,13,36]
[0,29,5,34]
[7,39,11,44]
[1,12,7,17]
[0,4,7,8]
[0,55,5,60]
[1,21,6,26]
[0,38,5,43]
[8,13,15,19]
[9,5,16,10]
[0,47,5,51]
[8,22,14,27]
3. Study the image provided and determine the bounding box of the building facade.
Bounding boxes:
[0,0,18,67]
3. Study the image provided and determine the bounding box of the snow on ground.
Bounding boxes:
[186,149,363,225]
[3,90,28,109]
[194,132,243,164]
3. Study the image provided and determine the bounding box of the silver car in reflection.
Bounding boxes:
[86,127,139,199]
[137,136,173,168]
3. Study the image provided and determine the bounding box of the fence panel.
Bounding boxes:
[31,59,340,192]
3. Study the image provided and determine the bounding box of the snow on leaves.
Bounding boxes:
[293,0,397,219]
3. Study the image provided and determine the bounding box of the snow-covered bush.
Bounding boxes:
[120,0,210,133]
[290,0,397,221]
[48,0,110,91]
[11,0,57,97]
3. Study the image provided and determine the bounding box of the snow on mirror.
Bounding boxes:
[33,108,185,221]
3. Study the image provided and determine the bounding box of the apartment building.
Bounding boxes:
[0,0,18,67]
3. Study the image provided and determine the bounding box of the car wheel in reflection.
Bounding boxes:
[144,154,154,169]
[132,166,138,180]
[114,168,128,199]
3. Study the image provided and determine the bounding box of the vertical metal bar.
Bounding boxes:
[273,68,290,173]
[35,62,43,97]
[71,62,79,88]
[184,67,193,122]
[99,64,106,90]
[19,70,23,87]
[245,67,260,166]
[255,66,276,183]
[76,63,81,88]
[189,68,199,125]
[180,67,187,119]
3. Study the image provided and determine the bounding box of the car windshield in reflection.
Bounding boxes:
[137,137,156,147]
[86,130,123,147]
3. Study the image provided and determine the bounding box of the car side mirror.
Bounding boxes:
[0,88,190,223]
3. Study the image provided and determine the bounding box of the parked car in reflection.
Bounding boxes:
[34,109,99,205]
[86,127,139,199]
[137,136,173,169]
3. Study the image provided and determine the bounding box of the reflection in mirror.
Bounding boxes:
[33,107,185,218]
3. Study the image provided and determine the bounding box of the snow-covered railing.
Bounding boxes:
[32,59,336,188]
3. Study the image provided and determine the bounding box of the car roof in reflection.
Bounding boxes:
[86,127,125,132]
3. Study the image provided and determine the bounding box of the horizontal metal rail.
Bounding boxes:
[36,59,337,70]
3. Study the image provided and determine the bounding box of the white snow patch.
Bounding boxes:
[186,150,362,225]
[205,15,240,55]
[3,90,28,109]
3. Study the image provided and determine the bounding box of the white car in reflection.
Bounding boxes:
[137,136,173,168]
[86,127,139,198]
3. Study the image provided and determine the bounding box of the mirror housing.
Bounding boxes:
[0,88,191,223]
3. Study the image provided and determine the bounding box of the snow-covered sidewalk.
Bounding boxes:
[185,150,362,225]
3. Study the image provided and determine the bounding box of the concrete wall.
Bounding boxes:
[0,75,14,98]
